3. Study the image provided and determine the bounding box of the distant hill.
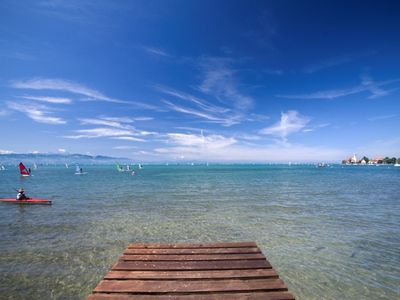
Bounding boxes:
[0,153,131,165]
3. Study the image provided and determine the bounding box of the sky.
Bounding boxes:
[0,0,399,162]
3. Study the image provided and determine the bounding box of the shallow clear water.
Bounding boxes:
[0,164,399,299]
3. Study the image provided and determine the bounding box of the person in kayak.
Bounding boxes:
[16,188,28,200]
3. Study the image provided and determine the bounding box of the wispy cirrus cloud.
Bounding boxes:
[367,114,398,121]
[162,100,241,127]
[20,95,72,104]
[112,136,145,142]
[11,77,158,109]
[198,57,253,110]
[11,78,113,100]
[66,115,158,140]
[277,76,400,100]
[7,101,66,125]
[304,56,353,74]
[113,145,138,150]
[260,110,310,142]
[78,117,134,130]
[156,85,229,114]
[64,127,133,139]
[143,46,170,57]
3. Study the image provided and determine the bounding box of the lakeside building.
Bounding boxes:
[368,157,385,165]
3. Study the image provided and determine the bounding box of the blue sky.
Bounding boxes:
[1,0,399,162]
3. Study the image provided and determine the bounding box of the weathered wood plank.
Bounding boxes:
[93,278,287,293]
[120,253,266,261]
[104,269,278,280]
[87,242,296,299]
[128,242,257,249]
[112,260,272,271]
[123,247,261,255]
[88,291,295,299]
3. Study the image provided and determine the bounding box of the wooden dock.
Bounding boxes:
[87,242,295,299]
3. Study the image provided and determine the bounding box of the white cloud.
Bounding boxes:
[113,145,138,150]
[367,114,398,121]
[260,111,310,142]
[154,131,344,162]
[78,117,133,129]
[133,117,153,121]
[112,136,145,142]
[304,56,352,74]
[7,101,66,125]
[12,78,112,100]
[156,85,229,114]
[277,77,400,100]
[58,148,66,153]
[20,95,72,104]
[11,78,158,109]
[163,100,241,127]
[198,57,253,110]
[143,46,170,57]
[0,149,14,154]
[64,127,133,139]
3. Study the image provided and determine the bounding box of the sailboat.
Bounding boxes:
[138,163,142,169]
[33,162,38,170]
[116,162,124,172]
[0,165,5,170]
[75,165,87,175]
[19,162,31,177]
[65,163,69,168]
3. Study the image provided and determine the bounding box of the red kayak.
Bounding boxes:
[0,198,52,205]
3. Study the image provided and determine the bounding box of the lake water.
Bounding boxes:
[0,164,399,299]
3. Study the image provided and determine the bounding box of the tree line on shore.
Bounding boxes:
[342,156,400,164]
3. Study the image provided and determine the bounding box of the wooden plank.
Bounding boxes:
[112,260,271,271]
[128,242,257,249]
[124,247,261,255]
[104,269,278,280]
[93,278,287,293]
[88,291,295,299]
[120,253,266,261]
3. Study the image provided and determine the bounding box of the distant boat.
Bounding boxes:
[395,163,400,167]
[138,163,142,169]
[317,163,328,168]
[65,163,69,168]
[19,162,31,176]
[117,162,132,172]
[116,162,124,172]
[0,165,5,170]
[33,162,38,170]
[75,165,86,175]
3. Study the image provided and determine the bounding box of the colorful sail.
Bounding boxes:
[19,162,30,176]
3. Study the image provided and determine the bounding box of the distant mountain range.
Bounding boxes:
[0,153,130,165]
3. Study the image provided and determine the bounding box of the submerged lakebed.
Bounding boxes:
[0,164,399,299]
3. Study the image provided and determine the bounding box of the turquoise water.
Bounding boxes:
[0,164,399,299]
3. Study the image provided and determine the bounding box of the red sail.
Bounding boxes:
[19,162,29,175]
